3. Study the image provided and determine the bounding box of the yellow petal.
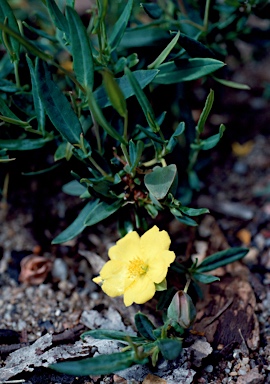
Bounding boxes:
[147,250,175,283]
[140,226,171,261]
[92,276,102,284]
[123,275,156,306]
[99,260,126,296]
[108,231,140,261]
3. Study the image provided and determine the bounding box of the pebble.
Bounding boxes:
[204,365,214,373]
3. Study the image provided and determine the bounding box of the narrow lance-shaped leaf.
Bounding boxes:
[51,350,148,376]
[101,69,127,118]
[0,22,52,62]
[36,60,84,145]
[0,137,54,151]
[200,124,226,150]
[26,56,45,135]
[109,0,133,52]
[94,69,159,109]
[153,58,225,85]
[197,89,214,134]
[81,329,145,343]
[196,247,249,273]
[66,6,94,91]
[87,88,127,144]
[84,200,122,226]
[135,313,156,341]
[166,121,185,153]
[45,0,70,38]
[52,200,100,244]
[125,67,160,132]
[212,76,250,90]
[148,31,180,69]
[0,0,20,61]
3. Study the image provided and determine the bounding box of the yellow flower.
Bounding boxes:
[92,225,176,306]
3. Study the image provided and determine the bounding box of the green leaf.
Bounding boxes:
[156,287,177,311]
[153,58,225,84]
[45,0,69,37]
[129,140,144,172]
[87,88,127,144]
[120,28,169,49]
[212,76,250,90]
[52,200,100,244]
[141,3,163,19]
[51,350,147,376]
[166,121,185,153]
[200,124,226,150]
[54,141,73,161]
[192,272,220,284]
[179,207,209,216]
[0,137,54,150]
[178,33,216,59]
[94,70,159,109]
[101,69,127,118]
[135,312,156,341]
[197,89,214,134]
[155,278,167,291]
[158,339,182,360]
[148,31,180,69]
[81,329,145,343]
[196,247,249,273]
[136,125,164,144]
[26,56,45,134]
[36,60,83,145]
[0,0,20,61]
[125,67,160,133]
[62,180,87,196]
[175,215,198,226]
[109,0,133,51]
[144,165,177,200]
[66,6,94,90]
[0,22,52,62]
[84,199,122,226]
[0,97,25,122]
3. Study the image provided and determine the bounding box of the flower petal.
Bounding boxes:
[108,231,140,261]
[147,250,176,283]
[140,226,171,261]
[123,275,156,306]
[98,260,126,296]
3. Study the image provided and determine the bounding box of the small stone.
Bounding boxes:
[51,258,69,281]
[236,367,264,384]
[242,357,250,365]
[238,368,247,375]
[229,372,238,376]
[204,365,213,373]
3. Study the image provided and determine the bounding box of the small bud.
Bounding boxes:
[167,290,196,329]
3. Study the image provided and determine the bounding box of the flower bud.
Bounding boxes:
[167,290,196,329]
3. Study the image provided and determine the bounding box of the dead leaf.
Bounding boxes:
[232,141,254,157]
[19,255,52,285]
[143,373,167,383]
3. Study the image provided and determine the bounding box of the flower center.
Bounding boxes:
[128,257,148,278]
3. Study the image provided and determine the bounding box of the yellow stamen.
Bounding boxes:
[128,257,148,278]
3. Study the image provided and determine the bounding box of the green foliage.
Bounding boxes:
[0,0,258,236]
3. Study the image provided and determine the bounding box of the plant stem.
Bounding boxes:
[123,112,128,141]
[88,156,113,180]
[184,278,191,293]
[203,0,211,32]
